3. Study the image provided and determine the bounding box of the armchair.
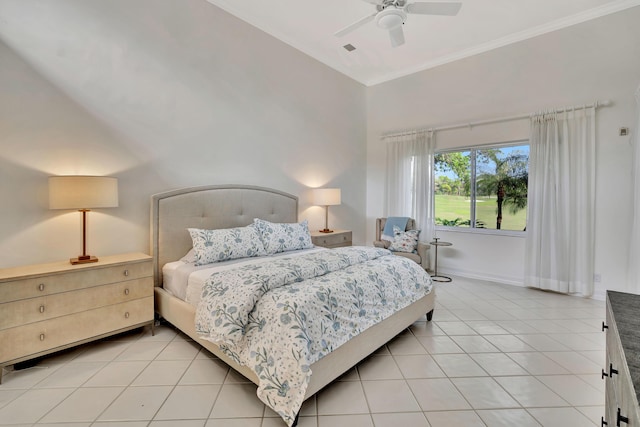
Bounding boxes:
[374,218,430,271]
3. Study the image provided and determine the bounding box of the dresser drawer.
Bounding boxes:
[605,370,617,427]
[0,278,153,330]
[618,372,640,426]
[0,261,152,303]
[312,231,352,248]
[0,297,153,363]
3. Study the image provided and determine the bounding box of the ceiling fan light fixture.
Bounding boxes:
[375,8,406,30]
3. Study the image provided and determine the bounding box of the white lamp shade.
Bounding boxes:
[313,188,341,206]
[49,176,119,210]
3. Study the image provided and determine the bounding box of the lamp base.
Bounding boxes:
[318,229,334,233]
[70,255,99,265]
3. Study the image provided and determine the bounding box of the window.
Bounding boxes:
[434,142,529,232]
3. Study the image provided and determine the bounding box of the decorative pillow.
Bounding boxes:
[389,225,420,253]
[253,218,314,255]
[187,224,266,266]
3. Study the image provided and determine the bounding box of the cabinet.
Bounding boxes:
[311,230,352,248]
[603,291,640,426]
[0,253,154,383]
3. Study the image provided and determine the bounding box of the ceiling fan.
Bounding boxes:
[335,0,462,48]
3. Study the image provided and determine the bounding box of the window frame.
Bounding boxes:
[434,139,529,237]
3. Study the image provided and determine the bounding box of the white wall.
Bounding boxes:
[0,0,367,268]
[366,7,640,296]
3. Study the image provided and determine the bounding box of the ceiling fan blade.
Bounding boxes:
[389,26,405,47]
[334,12,376,37]
[406,2,462,16]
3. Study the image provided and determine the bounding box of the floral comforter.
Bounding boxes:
[194,246,432,426]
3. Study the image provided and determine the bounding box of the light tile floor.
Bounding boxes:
[0,276,607,426]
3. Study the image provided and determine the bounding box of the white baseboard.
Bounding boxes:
[439,267,607,301]
[437,267,524,287]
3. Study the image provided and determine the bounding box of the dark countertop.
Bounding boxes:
[608,290,640,406]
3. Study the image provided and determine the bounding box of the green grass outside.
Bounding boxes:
[435,194,527,231]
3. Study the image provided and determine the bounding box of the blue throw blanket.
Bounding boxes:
[382,216,410,241]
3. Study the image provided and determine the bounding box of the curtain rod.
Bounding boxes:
[382,99,612,138]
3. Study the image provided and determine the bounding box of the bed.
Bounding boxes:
[151,184,435,426]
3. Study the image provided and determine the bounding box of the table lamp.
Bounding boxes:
[313,188,341,233]
[49,176,119,264]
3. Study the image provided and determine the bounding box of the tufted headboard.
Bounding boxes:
[150,184,298,286]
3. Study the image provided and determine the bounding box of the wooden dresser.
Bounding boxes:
[604,290,640,426]
[311,229,352,249]
[0,253,154,383]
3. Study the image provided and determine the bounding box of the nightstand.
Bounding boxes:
[0,253,154,383]
[311,229,352,248]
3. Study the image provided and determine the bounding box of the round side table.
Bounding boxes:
[429,238,452,282]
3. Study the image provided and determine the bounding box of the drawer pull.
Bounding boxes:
[124,269,129,277]
[39,305,45,313]
[124,288,130,296]
[124,312,130,319]
[602,321,608,331]
[39,333,45,341]
[603,363,618,378]
[617,408,628,426]
[602,416,608,426]
[38,283,45,292]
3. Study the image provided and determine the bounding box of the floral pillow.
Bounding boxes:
[188,224,267,266]
[253,218,314,255]
[389,225,420,253]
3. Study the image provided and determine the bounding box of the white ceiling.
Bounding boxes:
[206,0,640,86]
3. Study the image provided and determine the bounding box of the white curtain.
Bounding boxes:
[524,107,596,296]
[628,85,640,294]
[383,130,435,243]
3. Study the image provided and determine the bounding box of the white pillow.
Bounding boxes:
[253,218,314,255]
[179,248,196,264]
[389,225,420,253]
[187,224,267,266]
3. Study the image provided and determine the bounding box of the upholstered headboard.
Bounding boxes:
[151,184,298,286]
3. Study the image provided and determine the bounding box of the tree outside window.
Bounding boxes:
[434,143,529,232]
